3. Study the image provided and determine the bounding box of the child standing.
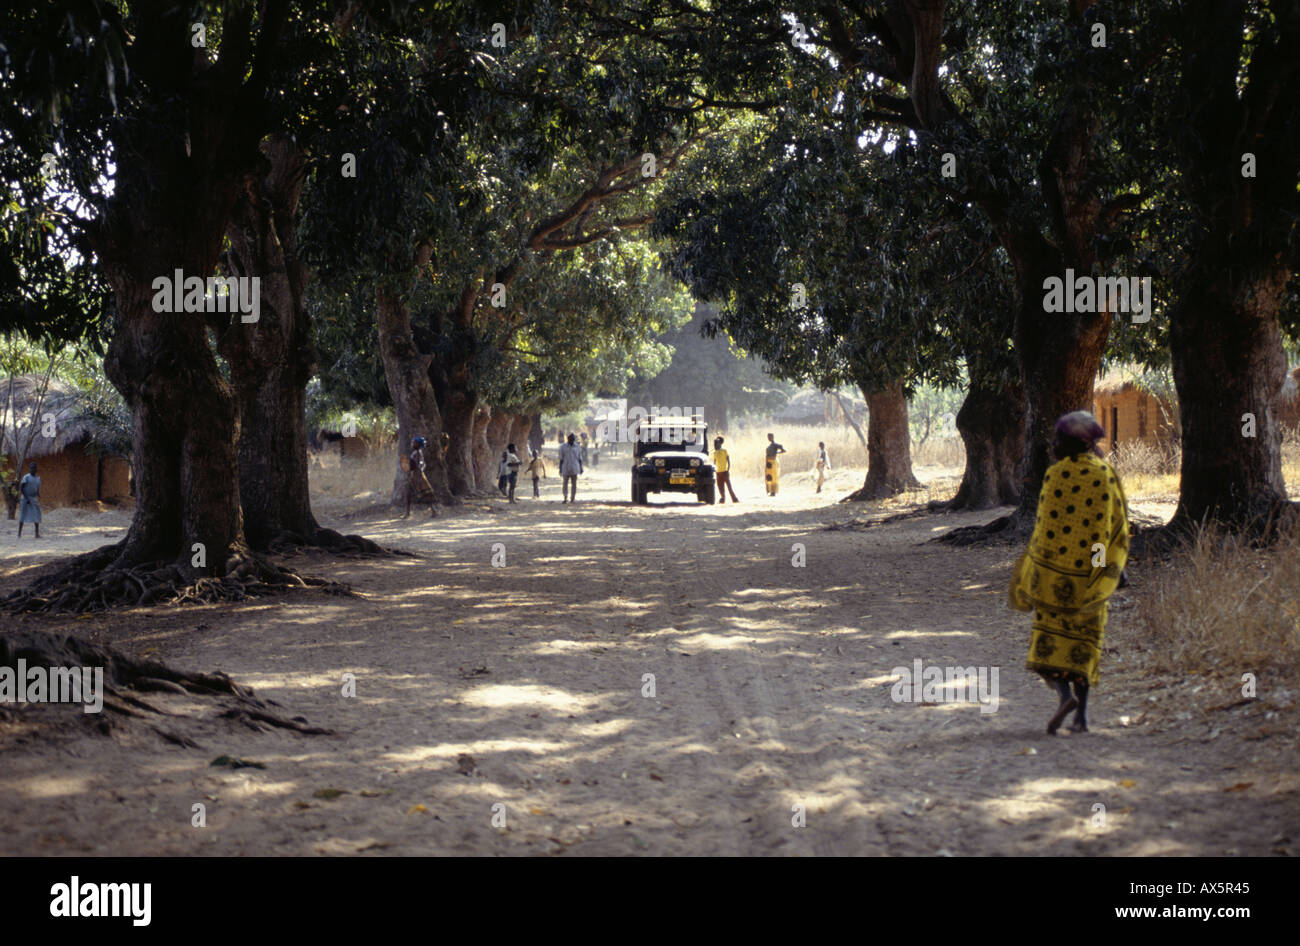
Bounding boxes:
[526,449,548,497]
[815,442,830,493]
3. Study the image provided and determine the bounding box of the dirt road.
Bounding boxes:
[2,462,1296,855]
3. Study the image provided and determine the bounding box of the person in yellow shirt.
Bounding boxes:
[712,436,739,503]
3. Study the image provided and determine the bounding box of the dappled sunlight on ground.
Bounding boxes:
[1,461,1297,855]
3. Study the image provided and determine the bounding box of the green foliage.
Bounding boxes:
[654,111,1017,398]
[300,3,722,417]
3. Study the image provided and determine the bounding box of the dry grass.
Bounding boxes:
[720,422,965,478]
[912,436,966,468]
[1109,440,1181,501]
[308,449,398,513]
[1130,519,1300,679]
[1116,425,1300,504]
[720,422,870,481]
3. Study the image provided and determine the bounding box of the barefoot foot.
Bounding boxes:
[1047,696,1079,735]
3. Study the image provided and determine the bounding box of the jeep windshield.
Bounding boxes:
[635,427,707,458]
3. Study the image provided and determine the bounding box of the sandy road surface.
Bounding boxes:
[1,463,1296,855]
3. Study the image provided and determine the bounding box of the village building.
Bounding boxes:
[2,374,132,511]
[1091,369,1179,453]
[1091,365,1300,454]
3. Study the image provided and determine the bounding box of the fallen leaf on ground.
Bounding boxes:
[407,804,428,815]
[313,788,349,799]
[1223,782,1254,792]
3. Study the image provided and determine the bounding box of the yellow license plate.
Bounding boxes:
[669,476,694,485]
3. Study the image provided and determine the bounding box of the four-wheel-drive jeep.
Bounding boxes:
[630,416,715,504]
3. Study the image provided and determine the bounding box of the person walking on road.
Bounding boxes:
[559,433,584,503]
[1009,411,1129,736]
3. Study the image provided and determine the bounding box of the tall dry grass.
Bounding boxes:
[1113,424,1300,504]
[717,421,966,481]
[912,436,966,468]
[718,423,862,480]
[1131,518,1300,678]
[1108,439,1181,500]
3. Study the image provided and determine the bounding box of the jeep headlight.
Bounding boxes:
[690,458,700,467]
[654,458,664,467]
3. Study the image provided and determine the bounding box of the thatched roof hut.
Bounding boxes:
[2,374,132,507]
[1091,369,1179,452]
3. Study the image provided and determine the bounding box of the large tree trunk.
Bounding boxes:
[487,410,513,460]
[471,406,496,491]
[1160,1,1299,534]
[219,137,321,547]
[441,363,478,496]
[1169,263,1291,530]
[89,97,255,575]
[949,379,1025,510]
[528,414,545,456]
[483,410,513,492]
[847,380,922,501]
[508,414,533,457]
[375,282,454,506]
[1005,240,1111,527]
[104,280,246,571]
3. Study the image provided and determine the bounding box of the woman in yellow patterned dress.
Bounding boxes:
[1009,411,1129,735]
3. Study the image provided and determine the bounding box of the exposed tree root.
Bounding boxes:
[824,507,935,531]
[933,511,1026,546]
[265,526,394,557]
[5,541,357,614]
[0,629,332,738]
[1130,501,1300,559]
[840,480,925,503]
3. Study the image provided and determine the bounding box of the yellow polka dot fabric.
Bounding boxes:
[1009,453,1130,684]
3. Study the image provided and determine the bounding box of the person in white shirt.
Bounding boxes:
[558,433,584,503]
[505,443,522,503]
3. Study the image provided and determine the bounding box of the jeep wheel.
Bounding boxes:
[698,480,716,505]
